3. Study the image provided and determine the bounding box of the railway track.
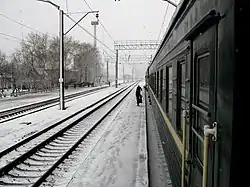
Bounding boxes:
[0,86,109,123]
[0,82,138,186]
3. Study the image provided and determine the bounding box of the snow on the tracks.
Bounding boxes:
[0,86,107,111]
[0,85,129,152]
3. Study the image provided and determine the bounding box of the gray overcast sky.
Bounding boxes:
[0,0,179,77]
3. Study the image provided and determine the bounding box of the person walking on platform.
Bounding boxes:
[136,85,142,106]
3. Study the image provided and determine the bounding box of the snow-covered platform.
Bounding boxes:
[64,85,172,187]
[65,85,148,187]
[145,90,172,187]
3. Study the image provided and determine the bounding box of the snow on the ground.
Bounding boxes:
[0,86,108,111]
[110,80,127,86]
[65,87,148,187]
[0,84,131,152]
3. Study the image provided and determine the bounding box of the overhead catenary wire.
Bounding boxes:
[66,0,69,13]
[82,0,128,56]
[0,32,23,42]
[0,32,115,64]
[103,50,115,60]
[65,13,116,55]
[0,11,116,62]
[157,2,170,41]
[0,13,55,38]
[86,0,157,62]
[83,0,114,40]
[0,19,115,61]
[0,32,52,46]
[0,2,127,63]
[0,36,21,43]
[66,1,114,56]
[83,0,93,12]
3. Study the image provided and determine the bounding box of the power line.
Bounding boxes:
[0,32,23,42]
[99,22,115,41]
[82,0,128,56]
[0,27,115,60]
[83,0,115,41]
[83,0,132,60]
[0,36,21,44]
[103,50,115,61]
[83,0,157,67]
[0,30,116,63]
[83,0,130,60]
[83,0,157,60]
[0,32,52,46]
[66,0,69,12]
[65,13,116,55]
[0,32,115,64]
[157,3,169,41]
[0,13,55,38]
[83,0,93,11]
[66,11,91,14]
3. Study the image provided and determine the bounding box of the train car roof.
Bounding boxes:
[149,0,189,69]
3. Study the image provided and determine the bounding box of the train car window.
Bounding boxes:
[160,69,163,102]
[154,72,156,94]
[153,74,155,93]
[177,61,186,137]
[155,72,157,95]
[195,52,210,163]
[165,67,169,113]
[156,71,159,98]
[181,63,186,129]
[198,54,210,108]
[168,67,172,118]
[150,75,153,91]
[181,64,186,98]
[155,72,156,93]
[150,74,152,92]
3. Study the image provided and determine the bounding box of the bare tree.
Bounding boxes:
[19,32,50,90]
[0,50,8,89]
[73,43,101,85]
[10,50,24,89]
[1,32,103,91]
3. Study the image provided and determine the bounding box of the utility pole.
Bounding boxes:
[92,22,98,48]
[37,0,64,110]
[115,49,118,88]
[37,1,99,109]
[91,20,99,85]
[123,63,125,83]
[106,59,109,84]
[59,9,65,110]
[132,66,134,82]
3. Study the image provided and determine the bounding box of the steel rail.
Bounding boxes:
[0,86,108,121]
[0,84,130,159]
[0,82,138,186]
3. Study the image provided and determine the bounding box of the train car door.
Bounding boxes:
[188,19,219,187]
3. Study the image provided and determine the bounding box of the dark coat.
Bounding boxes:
[136,86,142,96]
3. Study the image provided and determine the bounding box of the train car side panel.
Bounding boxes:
[147,0,235,186]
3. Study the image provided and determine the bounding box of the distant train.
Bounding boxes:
[145,0,245,187]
